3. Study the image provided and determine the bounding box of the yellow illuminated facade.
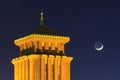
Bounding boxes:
[12,12,73,80]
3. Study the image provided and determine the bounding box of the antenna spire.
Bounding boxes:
[40,11,44,26]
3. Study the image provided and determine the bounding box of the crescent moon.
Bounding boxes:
[95,44,104,51]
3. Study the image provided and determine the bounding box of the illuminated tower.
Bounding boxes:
[12,12,73,80]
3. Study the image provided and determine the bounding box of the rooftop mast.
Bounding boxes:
[40,11,44,26]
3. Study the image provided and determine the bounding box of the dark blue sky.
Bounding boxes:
[0,0,120,80]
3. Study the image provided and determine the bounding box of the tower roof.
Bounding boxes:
[28,26,64,36]
[15,12,68,40]
[24,11,67,37]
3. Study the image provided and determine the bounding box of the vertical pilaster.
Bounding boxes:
[41,42,45,52]
[12,59,17,80]
[45,42,48,50]
[54,57,57,80]
[18,59,21,80]
[54,56,61,80]
[23,43,26,50]
[21,57,24,80]
[41,55,47,80]
[51,43,55,50]
[39,41,42,50]
[36,55,41,80]
[29,41,32,48]
[48,56,51,80]
[23,57,26,80]
[58,56,61,80]
[28,55,35,80]
[25,56,29,80]
[48,42,51,49]
[67,57,73,80]
[34,55,41,80]
[61,56,67,80]
[66,58,69,80]
[34,57,37,80]
[34,41,37,52]
[58,43,61,52]
[61,43,64,54]
[16,60,18,80]
[13,62,16,80]
[20,44,23,51]
[15,60,18,80]
[48,55,54,80]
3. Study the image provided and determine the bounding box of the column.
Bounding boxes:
[12,59,17,80]
[28,55,35,80]
[38,41,42,51]
[45,42,48,50]
[51,43,55,50]
[25,56,29,80]
[18,58,22,80]
[20,44,24,55]
[36,55,40,80]
[60,56,67,80]
[61,43,64,54]
[20,44,23,51]
[58,43,61,53]
[16,58,19,80]
[29,41,32,48]
[23,43,27,50]
[34,41,37,52]
[48,56,51,80]
[22,56,28,80]
[48,55,54,80]
[41,55,47,80]
[66,57,73,80]
[66,58,69,80]
[21,57,24,80]
[51,56,54,80]
[34,55,40,80]
[13,62,16,80]
[54,56,60,80]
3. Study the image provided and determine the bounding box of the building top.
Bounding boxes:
[21,11,67,37]
[14,11,70,56]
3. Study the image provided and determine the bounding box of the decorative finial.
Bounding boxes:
[40,11,44,26]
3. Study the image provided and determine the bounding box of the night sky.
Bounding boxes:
[0,0,120,80]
